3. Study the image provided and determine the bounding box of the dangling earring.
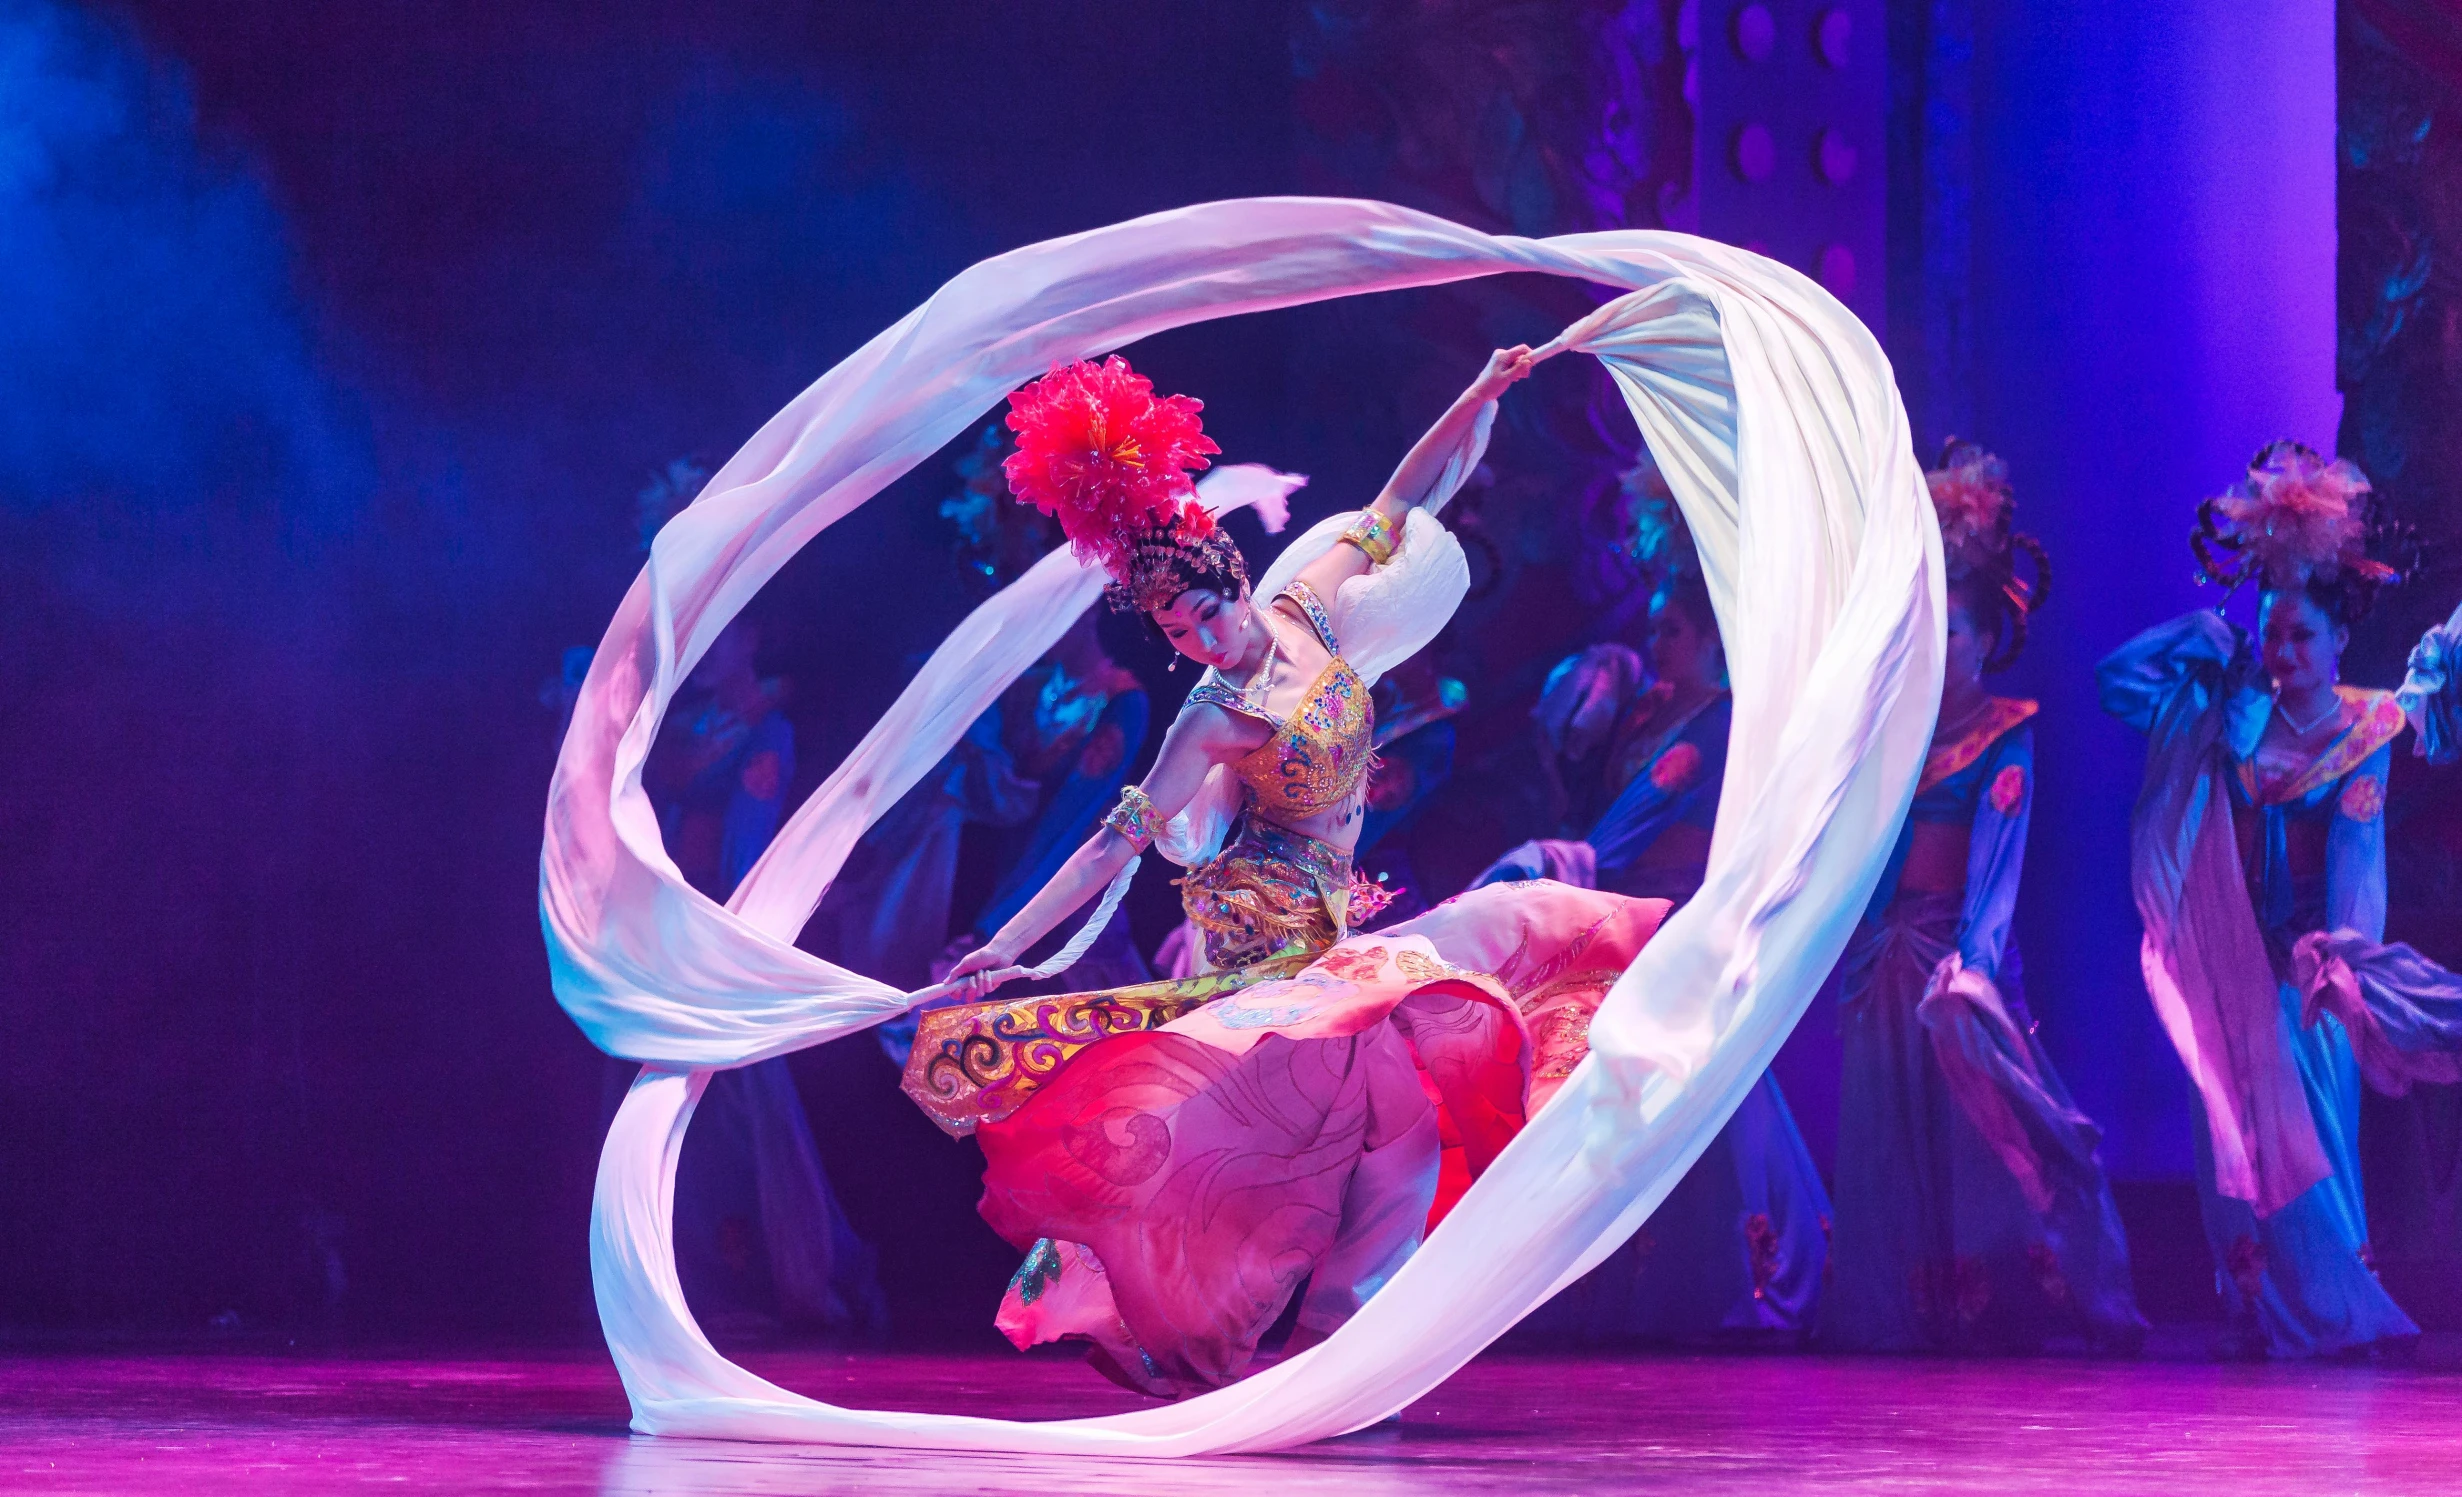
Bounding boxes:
[1168,655,1180,673]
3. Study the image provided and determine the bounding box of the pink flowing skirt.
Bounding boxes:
[963,880,1668,1396]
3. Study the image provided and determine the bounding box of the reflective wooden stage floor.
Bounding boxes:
[8,1342,2460,1494]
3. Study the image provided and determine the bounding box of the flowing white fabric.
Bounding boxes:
[543,198,1940,1454]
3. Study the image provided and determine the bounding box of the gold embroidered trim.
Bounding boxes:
[1918,697,2037,793]
[2258,687,2405,806]
[901,954,1316,1137]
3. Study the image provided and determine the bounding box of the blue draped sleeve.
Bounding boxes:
[1958,723,2031,980]
[949,702,1040,827]
[2097,609,2268,758]
[971,689,1150,937]
[2325,742,2390,942]
[2399,601,2462,766]
[717,712,794,898]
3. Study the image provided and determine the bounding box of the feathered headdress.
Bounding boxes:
[2193,441,2397,597]
[1002,356,1222,584]
[1926,442,2015,576]
[1924,439,2050,670]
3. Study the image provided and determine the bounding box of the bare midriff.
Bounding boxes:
[1897,820,1972,895]
[1266,803,1364,855]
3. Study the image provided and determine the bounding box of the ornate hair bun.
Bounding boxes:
[1925,439,2049,615]
[1926,440,2014,577]
[1925,439,2049,671]
[1002,356,1221,579]
[1106,524,1247,615]
[2193,440,2398,595]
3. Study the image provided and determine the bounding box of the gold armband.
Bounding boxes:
[1338,509,1399,566]
[1101,785,1160,852]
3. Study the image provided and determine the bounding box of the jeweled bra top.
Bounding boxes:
[1183,581,1374,820]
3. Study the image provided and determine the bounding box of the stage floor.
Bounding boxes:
[7,1342,2460,1494]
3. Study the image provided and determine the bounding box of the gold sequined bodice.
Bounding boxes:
[1187,582,1375,820]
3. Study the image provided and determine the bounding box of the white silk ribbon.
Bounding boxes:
[546,198,1941,1454]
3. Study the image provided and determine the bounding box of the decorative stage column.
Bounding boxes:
[1691,0,1887,334]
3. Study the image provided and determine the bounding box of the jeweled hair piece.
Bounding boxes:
[1924,439,2050,671]
[1107,523,1248,615]
[1000,355,1233,613]
[2193,441,2398,622]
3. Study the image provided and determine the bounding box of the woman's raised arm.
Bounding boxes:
[1294,345,1539,601]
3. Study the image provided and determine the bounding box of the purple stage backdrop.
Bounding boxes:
[0,0,2372,1338]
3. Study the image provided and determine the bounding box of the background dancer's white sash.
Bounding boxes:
[543,198,1942,1454]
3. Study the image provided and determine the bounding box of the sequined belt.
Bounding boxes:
[1176,816,1391,971]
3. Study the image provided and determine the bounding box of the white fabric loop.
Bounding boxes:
[546,198,1940,1455]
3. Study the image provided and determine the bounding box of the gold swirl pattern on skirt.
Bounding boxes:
[901,954,1313,1137]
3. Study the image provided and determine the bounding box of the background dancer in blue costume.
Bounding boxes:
[642,616,887,1342]
[1824,443,2144,1354]
[1491,501,1831,1344]
[2103,443,2462,1359]
[955,612,1154,989]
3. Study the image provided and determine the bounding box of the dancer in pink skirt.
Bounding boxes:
[894,348,1679,1395]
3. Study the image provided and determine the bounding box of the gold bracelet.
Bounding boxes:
[1338,509,1399,566]
[1101,785,1159,852]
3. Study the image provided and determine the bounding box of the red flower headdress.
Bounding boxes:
[2193,441,2397,594]
[1002,356,1221,580]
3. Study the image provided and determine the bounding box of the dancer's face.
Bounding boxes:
[2260,590,2346,696]
[1152,587,1252,670]
[1648,602,1723,690]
